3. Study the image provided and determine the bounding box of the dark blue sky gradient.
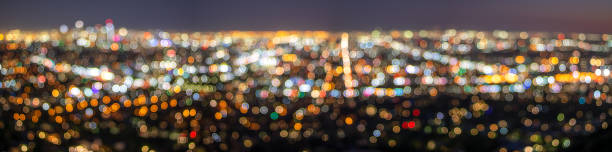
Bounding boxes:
[1,0,611,32]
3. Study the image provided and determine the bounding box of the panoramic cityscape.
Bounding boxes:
[2,0,612,152]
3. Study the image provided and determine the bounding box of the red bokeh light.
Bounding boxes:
[189,131,197,139]
[412,109,420,117]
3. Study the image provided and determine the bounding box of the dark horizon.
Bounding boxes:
[1,0,612,33]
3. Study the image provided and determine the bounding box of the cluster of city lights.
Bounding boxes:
[1,20,612,151]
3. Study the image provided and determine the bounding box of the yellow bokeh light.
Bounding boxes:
[345,117,353,125]
[294,123,303,130]
[214,112,223,120]
[550,57,559,65]
[515,56,525,64]
[55,116,63,123]
[569,57,579,64]
[52,89,60,97]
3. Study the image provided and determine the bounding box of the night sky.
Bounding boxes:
[1,0,611,32]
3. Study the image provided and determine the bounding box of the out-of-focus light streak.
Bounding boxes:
[341,33,353,93]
